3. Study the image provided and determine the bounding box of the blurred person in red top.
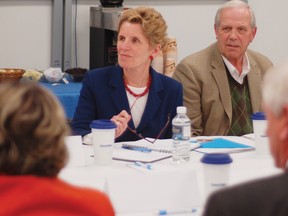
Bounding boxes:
[0,82,114,216]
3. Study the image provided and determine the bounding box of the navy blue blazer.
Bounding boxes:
[71,65,183,142]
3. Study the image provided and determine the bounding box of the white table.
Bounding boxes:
[60,136,282,216]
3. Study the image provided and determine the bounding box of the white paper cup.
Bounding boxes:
[201,153,232,197]
[251,112,270,155]
[90,119,116,165]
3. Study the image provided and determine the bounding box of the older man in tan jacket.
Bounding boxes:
[173,0,272,136]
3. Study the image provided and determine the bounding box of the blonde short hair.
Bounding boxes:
[118,6,168,48]
[0,82,70,176]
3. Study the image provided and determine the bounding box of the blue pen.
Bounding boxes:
[134,161,153,170]
[158,208,197,215]
[122,145,152,153]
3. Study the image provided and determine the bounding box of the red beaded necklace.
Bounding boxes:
[123,75,152,98]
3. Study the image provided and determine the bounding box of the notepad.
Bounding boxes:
[200,138,252,148]
[196,137,255,154]
[113,148,171,163]
[113,139,200,163]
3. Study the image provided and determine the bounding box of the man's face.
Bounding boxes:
[215,7,256,65]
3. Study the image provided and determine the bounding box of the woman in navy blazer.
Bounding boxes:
[71,7,183,142]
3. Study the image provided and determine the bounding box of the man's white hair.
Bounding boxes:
[262,60,288,116]
[214,0,256,28]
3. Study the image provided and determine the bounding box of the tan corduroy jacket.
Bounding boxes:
[173,43,273,136]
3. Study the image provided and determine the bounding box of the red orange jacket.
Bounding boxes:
[0,175,115,216]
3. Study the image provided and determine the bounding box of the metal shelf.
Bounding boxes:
[51,0,72,71]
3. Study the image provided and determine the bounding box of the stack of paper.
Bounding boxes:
[113,139,200,163]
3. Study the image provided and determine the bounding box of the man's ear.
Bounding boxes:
[279,105,288,141]
[250,26,257,42]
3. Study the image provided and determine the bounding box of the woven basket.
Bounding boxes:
[0,68,25,82]
[65,68,87,82]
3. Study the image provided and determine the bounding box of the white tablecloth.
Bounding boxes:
[60,136,282,216]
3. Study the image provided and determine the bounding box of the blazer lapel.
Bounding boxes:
[136,70,162,131]
[211,46,232,122]
[247,55,262,112]
[109,66,131,115]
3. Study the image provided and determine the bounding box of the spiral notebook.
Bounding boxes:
[113,139,200,163]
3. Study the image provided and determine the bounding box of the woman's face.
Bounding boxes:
[117,22,154,70]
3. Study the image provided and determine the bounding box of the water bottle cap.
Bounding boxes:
[177,106,187,114]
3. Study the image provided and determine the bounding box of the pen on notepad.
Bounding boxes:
[122,145,152,153]
[122,143,171,154]
[126,162,153,173]
[157,208,197,215]
[134,161,153,170]
[197,138,213,143]
[190,138,213,143]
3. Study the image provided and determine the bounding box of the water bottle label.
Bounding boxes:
[172,125,190,139]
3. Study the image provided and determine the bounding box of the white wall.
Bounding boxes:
[0,0,287,70]
[249,0,288,64]
[0,0,52,69]
[74,0,223,69]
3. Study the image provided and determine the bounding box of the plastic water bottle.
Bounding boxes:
[172,106,191,163]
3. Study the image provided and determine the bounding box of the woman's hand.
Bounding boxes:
[111,110,131,138]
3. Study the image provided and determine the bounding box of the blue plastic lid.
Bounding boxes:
[201,153,233,164]
[251,112,266,120]
[90,119,117,129]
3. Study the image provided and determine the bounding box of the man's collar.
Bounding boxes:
[221,53,250,84]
